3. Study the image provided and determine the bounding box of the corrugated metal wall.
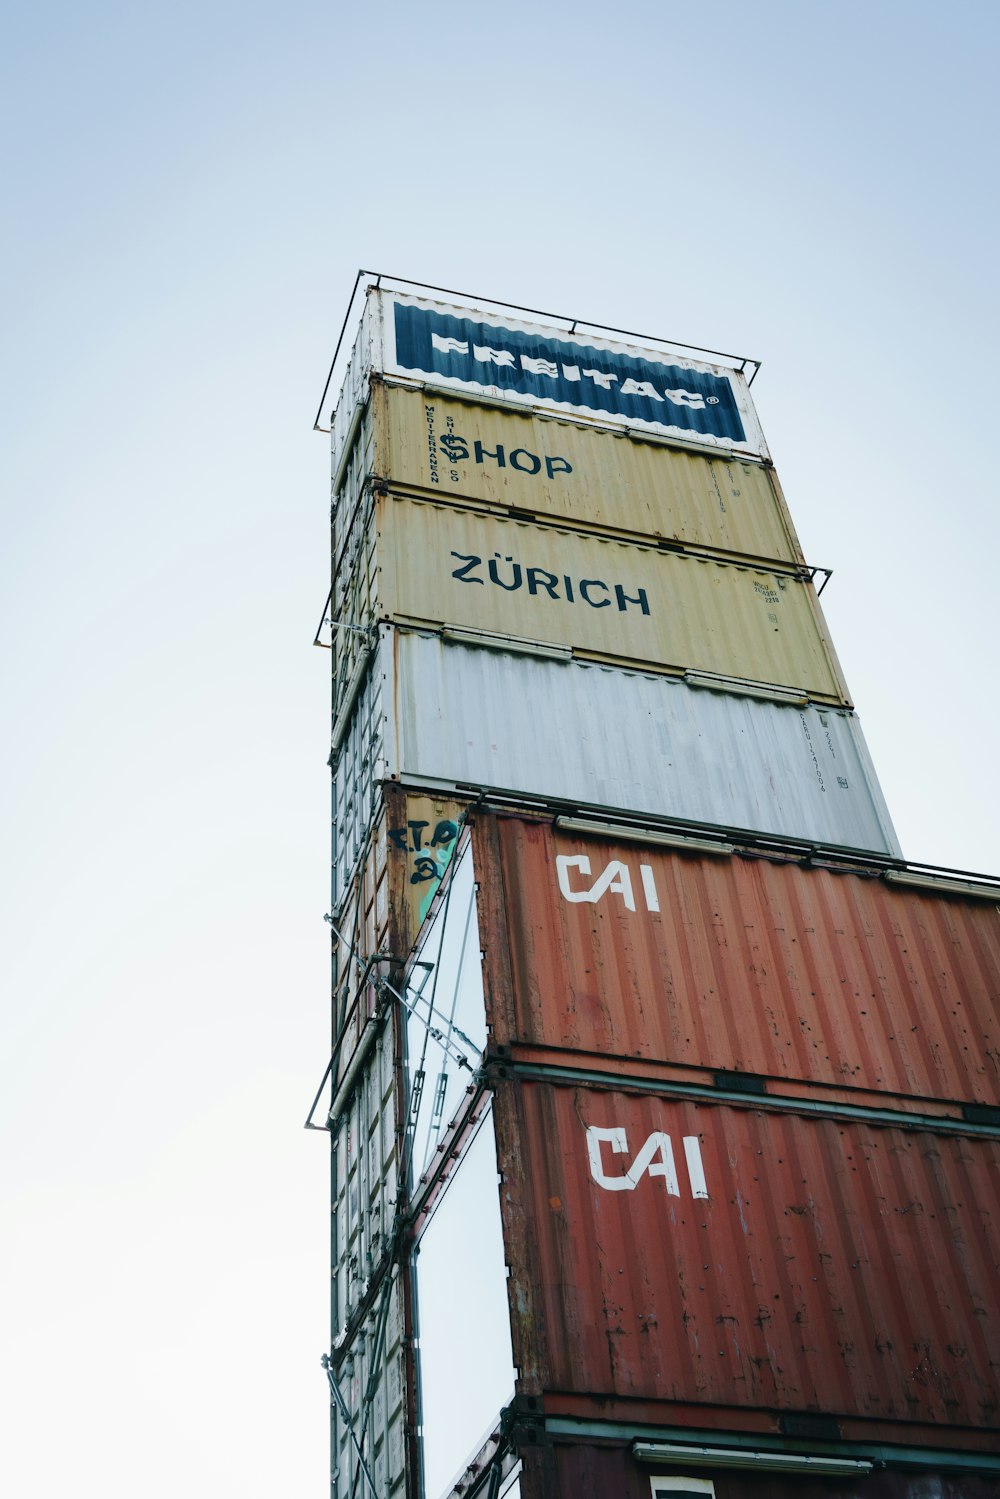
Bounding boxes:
[329,1280,408,1499]
[516,1443,1000,1499]
[328,1004,410,1499]
[331,1022,399,1334]
[480,817,1000,1106]
[341,494,849,702]
[328,787,465,1087]
[330,292,377,482]
[493,1079,1000,1432]
[376,384,804,563]
[325,288,771,459]
[379,629,898,855]
[320,280,1000,1499]
[330,628,898,906]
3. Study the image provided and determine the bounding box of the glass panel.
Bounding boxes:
[413,1109,515,1499]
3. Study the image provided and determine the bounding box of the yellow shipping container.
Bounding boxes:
[365,382,804,565]
[338,494,850,705]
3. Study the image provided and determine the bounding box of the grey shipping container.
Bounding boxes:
[330,627,900,902]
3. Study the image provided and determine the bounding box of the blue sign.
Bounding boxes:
[392,301,746,445]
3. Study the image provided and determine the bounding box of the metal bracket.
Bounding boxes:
[303,1056,333,1131]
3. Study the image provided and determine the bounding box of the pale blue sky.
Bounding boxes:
[2,3,998,1495]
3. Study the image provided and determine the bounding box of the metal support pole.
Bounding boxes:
[322,1355,382,1499]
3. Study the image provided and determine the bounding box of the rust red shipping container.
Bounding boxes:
[515,1440,1000,1499]
[475,816,1000,1109]
[493,1080,1000,1440]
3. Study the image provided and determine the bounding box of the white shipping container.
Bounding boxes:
[331,627,900,898]
[328,287,770,480]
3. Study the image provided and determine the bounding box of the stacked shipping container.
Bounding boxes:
[318,278,1000,1499]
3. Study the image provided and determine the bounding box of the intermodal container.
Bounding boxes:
[334,494,849,704]
[493,1079,1000,1434]
[353,383,802,563]
[330,628,900,876]
[328,287,770,478]
[514,1441,1000,1499]
[476,817,1000,1106]
[330,1019,400,1331]
[329,786,467,1081]
[329,1274,407,1499]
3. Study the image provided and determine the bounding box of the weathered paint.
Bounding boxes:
[330,290,378,485]
[516,1440,1000,1499]
[477,817,1000,1106]
[338,494,848,704]
[331,395,375,565]
[330,1021,399,1331]
[329,1270,408,1499]
[327,974,411,1499]
[366,628,899,855]
[329,631,900,892]
[372,384,802,563]
[328,288,770,474]
[493,1080,1000,1432]
[330,786,467,1084]
[386,790,465,934]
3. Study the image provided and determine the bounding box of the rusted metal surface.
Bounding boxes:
[331,785,462,970]
[337,493,849,704]
[493,1080,1000,1433]
[539,1386,1000,1452]
[331,1020,399,1336]
[518,1440,1000,1499]
[371,383,802,564]
[331,786,466,1088]
[328,804,466,1499]
[328,1262,408,1499]
[477,817,1000,1106]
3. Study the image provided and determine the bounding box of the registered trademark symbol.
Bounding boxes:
[706,396,720,404]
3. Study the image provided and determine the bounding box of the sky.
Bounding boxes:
[2,2,998,1496]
